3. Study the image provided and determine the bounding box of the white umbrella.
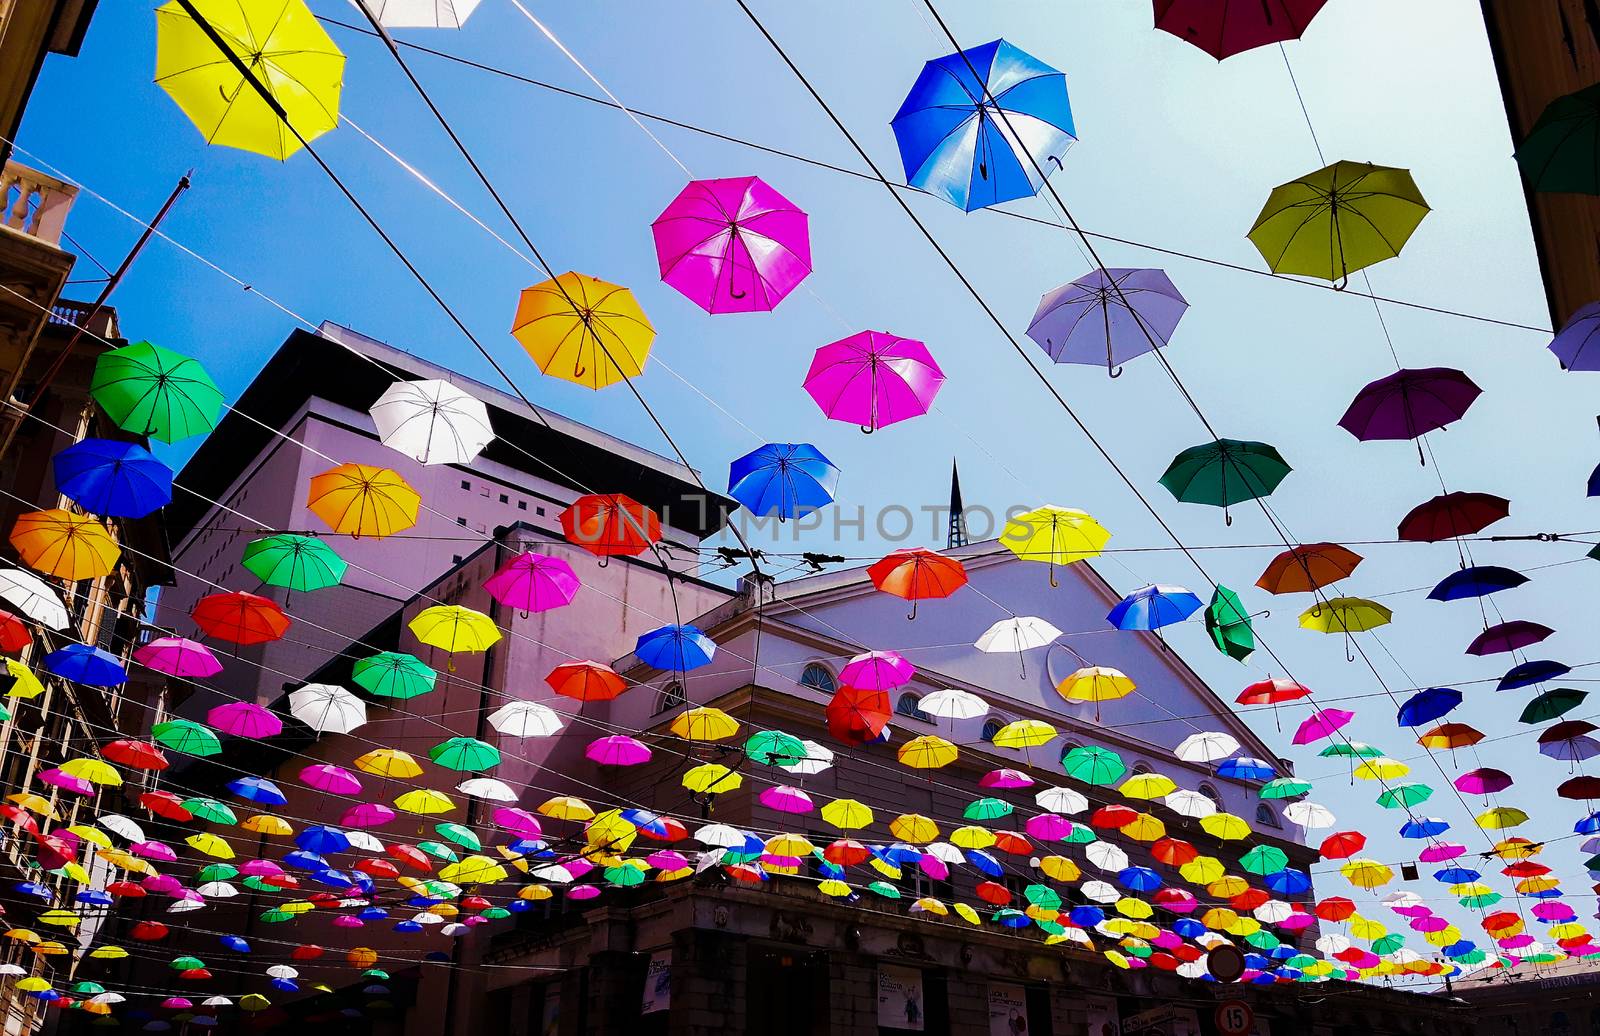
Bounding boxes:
[694,823,746,848]
[1163,789,1217,819]
[352,0,483,31]
[694,849,726,874]
[202,997,232,1008]
[168,898,204,913]
[1174,731,1239,763]
[288,683,367,734]
[1034,786,1088,815]
[1080,879,1120,904]
[1283,800,1336,829]
[1175,961,1206,979]
[1253,901,1292,923]
[266,965,299,980]
[1196,933,1230,950]
[346,831,384,852]
[925,842,964,865]
[918,688,988,720]
[530,863,573,883]
[1381,890,1424,909]
[441,922,469,937]
[0,964,26,976]
[0,567,68,629]
[196,881,237,898]
[412,911,444,925]
[89,993,127,1005]
[370,379,494,465]
[782,740,833,776]
[1315,933,1352,954]
[97,814,145,842]
[457,777,517,801]
[487,701,562,738]
[974,616,1062,677]
[1085,841,1128,872]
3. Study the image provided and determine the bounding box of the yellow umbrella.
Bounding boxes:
[669,707,740,742]
[1121,813,1166,842]
[1201,907,1239,930]
[1225,917,1261,938]
[307,464,420,539]
[439,855,508,885]
[4,659,41,700]
[820,798,874,831]
[909,897,948,916]
[60,861,89,885]
[1341,858,1394,889]
[1549,922,1587,941]
[242,814,293,836]
[1347,917,1387,940]
[1199,813,1252,841]
[765,833,814,858]
[7,793,57,819]
[1426,926,1464,947]
[89,946,128,960]
[818,879,852,898]
[1478,806,1530,830]
[1038,856,1081,882]
[512,272,655,390]
[949,825,996,849]
[1179,856,1225,884]
[279,901,314,916]
[1352,757,1410,781]
[869,857,902,880]
[36,911,77,929]
[15,978,50,992]
[1116,897,1153,919]
[1206,876,1249,899]
[1298,597,1392,634]
[681,763,741,794]
[1000,505,1109,584]
[1493,838,1541,860]
[32,941,68,956]
[518,884,553,901]
[1025,905,1059,923]
[153,0,343,160]
[953,903,982,925]
[1119,773,1176,800]
[409,605,500,656]
[59,758,121,787]
[354,749,422,778]
[4,929,38,944]
[537,796,594,821]
[1056,667,1134,717]
[10,509,119,580]
[395,789,455,815]
[1516,876,1560,894]
[95,848,147,872]
[991,719,1057,749]
[897,734,958,769]
[65,825,110,848]
[185,833,234,859]
[585,810,637,853]
[889,813,939,843]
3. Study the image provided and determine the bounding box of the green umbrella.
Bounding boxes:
[1239,845,1288,875]
[72,982,106,995]
[90,341,223,443]
[1450,947,1489,964]
[1457,892,1500,910]
[1023,885,1061,909]
[1318,741,1382,759]
[1286,953,1318,970]
[433,823,481,850]
[351,652,436,700]
[963,797,1013,821]
[1244,930,1281,951]
[1035,919,1066,936]
[604,865,645,887]
[242,534,347,591]
[1062,825,1098,845]
[1247,161,1429,283]
[180,797,237,825]
[428,737,501,772]
[1159,439,1291,523]
[1515,84,1600,194]
[1204,585,1254,662]
[417,840,459,862]
[151,719,222,757]
[1259,777,1312,800]
[259,908,294,923]
[363,969,390,980]
[418,879,458,899]
[1589,544,1600,563]
[867,881,901,899]
[242,876,280,893]
[1521,688,1588,724]
[1375,783,1432,809]
[1121,941,1153,959]
[745,729,806,766]
[170,956,205,971]
[1061,745,1125,785]
[196,864,238,882]
[0,702,12,724]
[1370,933,1406,955]
[481,907,510,920]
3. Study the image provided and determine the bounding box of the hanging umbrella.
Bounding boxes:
[1284,801,1335,828]
[207,702,281,739]
[1256,542,1362,595]
[42,644,124,686]
[559,494,661,561]
[102,741,168,771]
[307,464,420,538]
[546,660,627,701]
[1217,756,1276,780]
[11,510,119,580]
[52,439,172,518]
[1338,367,1481,463]
[151,720,221,757]
[242,534,346,592]
[1000,504,1109,585]
[992,719,1057,749]
[1499,659,1571,690]
[1026,268,1188,376]
[0,569,66,630]
[1057,666,1134,720]
[359,1,482,28]
[1521,689,1587,724]
[1456,769,1513,795]
[1549,302,1600,371]
[355,749,421,779]
[804,331,944,433]
[1539,721,1600,762]
[1155,0,1329,58]
[651,176,811,313]
[1397,687,1461,727]
[287,684,366,734]
[429,737,501,772]
[727,443,838,518]
[975,616,1061,677]
[1159,439,1291,523]
[129,635,217,679]
[1248,161,1430,285]
[1204,585,1254,662]
[670,706,740,742]
[868,548,967,619]
[1176,732,1239,763]
[369,379,493,466]
[1429,566,1527,602]
[0,610,27,655]
[586,736,651,767]
[635,625,715,672]
[1298,597,1391,634]
[487,701,562,738]
[890,38,1075,211]
[1061,745,1126,785]
[409,605,500,658]
[483,552,580,615]
[511,272,654,390]
[191,591,289,644]
[90,341,222,443]
[1515,83,1600,194]
[351,651,436,700]
[1107,584,1201,631]
[1397,492,1510,542]
[826,687,891,745]
[1292,708,1354,745]
[838,651,915,691]
[897,735,958,769]
[154,0,344,160]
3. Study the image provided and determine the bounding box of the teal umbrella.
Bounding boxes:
[242,534,347,592]
[1061,745,1125,785]
[1204,585,1254,662]
[351,652,437,700]
[1159,439,1291,524]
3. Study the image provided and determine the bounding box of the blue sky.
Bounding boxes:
[18,0,1597,961]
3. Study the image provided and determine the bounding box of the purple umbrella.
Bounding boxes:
[1466,620,1555,656]
[1337,367,1481,463]
[1025,268,1188,376]
[1454,768,1512,795]
[1550,301,1600,371]
[651,176,812,314]
[803,332,944,433]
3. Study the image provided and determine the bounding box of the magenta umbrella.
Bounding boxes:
[1024,813,1072,841]
[492,806,543,838]
[240,859,283,878]
[651,176,811,314]
[134,636,222,678]
[1336,367,1481,464]
[132,840,177,862]
[332,915,364,929]
[804,332,944,433]
[646,850,688,871]
[1467,620,1555,656]
[207,701,282,739]
[585,735,651,766]
[300,763,362,796]
[1454,768,1513,795]
[37,768,92,795]
[1291,708,1354,745]
[341,803,395,829]
[759,785,814,814]
[838,650,914,690]
[980,768,1033,789]
[482,552,581,615]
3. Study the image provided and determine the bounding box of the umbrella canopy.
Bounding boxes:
[11,510,119,580]
[90,341,222,443]
[1248,161,1430,284]
[1499,659,1571,690]
[839,651,915,691]
[1515,83,1600,194]
[1057,666,1134,709]
[132,635,220,678]
[868,548,967,618]
[242,534,346,592]
[804,331,944,432]
[890,38,1075,211]
[1298,598,1392,634]
[1550,301,1600,371]
[151,720,221,757]
[1456,769,1513,795]
[487,701,562,738]
[1257,542,1362,595]
[429,737,501,772]
[0,569,67,630]
[1521,689,1587,724]
[975,617,1061,659]
[361,1,482,28]
[727,443,839,519]
[559,494,661,560]
[44,645,125,687]
[369,380,493,466]
[1001,505,1109,584]
[483,552,580,614]
[511,272,653,390]
[1204,585,1254,662]
[1416,722,1481,750]
[546,660,627,701]
[1176,732,1239,763]
[651,175,811,313]
[351,651,436,699]
[52,439,172,518]
[635,625,715,672]
[1337,368,1481,454]
[1107,584,1201,631]
[1153,0,1329,59]
[897,735,958,769]
[1397,492,1510,542]
[1428,566,1527,602]
[1062,745,1126,785]
[1159,439,1291,522]
[827,687,891,744]
[1026,268,1187,375]
[1292,709,1354,745]
[307,464,420,539]
[191,592,289,645]
[1397,688,1462,728]
[287,684,366,734]
[207,702,281,739]
[409,605,500,656]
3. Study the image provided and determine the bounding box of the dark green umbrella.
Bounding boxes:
[351,652,436,700]
[1204,584,1254,662]
[242,534,347,591]
[1159,439,1291,524]
[1516,84,1600,194]
[1520,688,1588,724]
[89,341,223,444]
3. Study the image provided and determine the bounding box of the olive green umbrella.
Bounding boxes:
[1159,438,1291,524]
[1515,84,1600,194]
[242,534,347,591]
[1204,585,1254,662]
[351,651,436,700]
[151,719,222,757]
[90,341,223,443]
[1247,161,1430,284]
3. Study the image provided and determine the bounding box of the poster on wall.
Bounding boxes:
[641,952,671,1015]
[877,964,926,1031]
[1083,995,1119,1036]
[987,982,1029,1036]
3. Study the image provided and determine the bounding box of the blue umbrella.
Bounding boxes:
[219,936,250,953]
[1428,565,1528,602]
[727,443,839,519]
[227,777,287,805]
[1117,866,1163,891]
[891,39,1076,212]
[1576,811,1600,834]
[52,438,172,518]
[1499,659,1571,690]
[1069,905,1104,927]
[310,869,353,888]
[1264,868,1311,895]
[965,848,1003,876]
[283,850,329,872]
[1433,866,1480,884]
[42,644,125,687]
[1396,687,1462,727]
[296,826,350,855]
[818,860,846,880]
[1589,459,1600,498]
[394,921,423,934]
[1216,756,1276,780]
[1268,945,1299,961]
[635,624,715,672]
[1442,940,1477,958]
[359,907,389,921]
[271,978,300,993]
[75,889,113,906]
[13,881,50,900]
[1172,918,1205,939]
[1399,817,1450,838]
[1244,953,1272,971]
[1106,584,1202,631]
[992,908,1030,928]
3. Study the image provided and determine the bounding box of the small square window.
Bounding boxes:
[452,555,462,564]
[536,506,546,516]
[499,494,509,504]
[460,480,470,490]
[517,501,527,511]
[455,517,466,527]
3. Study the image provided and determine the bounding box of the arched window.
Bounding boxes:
[980,718,1007,743]
[896,692,932,724]
[1059,740,1083,761]
[653,682,686,716]
[799,663,837,694]
[1255,803,1282,829]
[1198,782,1221,804]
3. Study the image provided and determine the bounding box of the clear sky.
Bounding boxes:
[17,0,1594,965]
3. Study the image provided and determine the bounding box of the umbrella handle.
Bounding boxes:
[729,288,746,299]
[860,424,875,435]
[1416,439,1426,466]
[1333,272,1349,291]
[907,601,917,621]
[574,361,587,380]
[1344,636,1355,663]
[1108,364,1124,379]
[597,556,609,568]
[1224,508,1233,527]
[1049,563,1058,589]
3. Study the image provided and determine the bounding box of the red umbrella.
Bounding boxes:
[976,881,1011,905]
[139,791,192,821]
[640,816,688,842]
[385,843,433,873]
[130,921,169,941]
[290,945,325,960]
[1153,0,1329,60]
[0,609,30,654]
[355,858,399,879]
[823,839,870,866]
[1397,492,1510,542]
[1559,775,1600,799]
[191,591,290,645]
[1319,831,1366,859]
[1090,805,1139,829]
[106,880,145,898]
[1256,542,1362,595]
[825,686,890,745]
[1152,837,1198,866]
[1314,896,1356,921]
[867,548,968,619]
[1235,677,1311,705]
[1230,888,1270,912]
[0,804,38,834]
[559,493,661,562]
[1503,861,1551,879]
[992,831,1032,855]
[101,740,169,771]
[545,660,627,701]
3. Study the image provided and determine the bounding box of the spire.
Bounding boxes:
[948,459,968,549]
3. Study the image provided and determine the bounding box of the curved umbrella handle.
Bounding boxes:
[907,600,918,621]
[860,424,875,435]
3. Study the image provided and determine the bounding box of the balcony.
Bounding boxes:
[0,158,78,394]
[1,160,75,245]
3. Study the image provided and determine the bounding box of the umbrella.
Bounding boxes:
[727,443,839,518]
[1026,268,1188,376]
[635,625,715,672]
[1159,439,1291,523]
[1428,566,1527,602]
[299,764,361,795]
[1057,666,1134,719]
[1397,492,1509,542]
[11,510,119,580]
[586,737,651,767]
[43,644,125,686]
[839,651,915,690]
[52,439,172,518]
[1337,367,1481,462]
[287,684,366,734]
[825,687,890,744]
[974,617,1060,677]
[1107,584,1201,631]
[1217,756,1275,780]
[1456,769,1513,795]
[487,701,562,738]
[1521,689,1587,724]
[0,610,27,654]
[1248,161,1429,285]
[227,777,286,805]
[369,379,493,466]
[992,719,1057,749]
[1292,709,1353,745]
[0,569,66,630]
[897,735,958,769]
[483,552,580,615]
[1298,597,1391,635]
[355,749,420,778]
[1515,83,1600,194]
[1257,542,1362,594]
[1397,688,1462,728]
[90,341,222,442]
[1376,783,1432,808]
[1284,801,1334,828]
[207,702,281,739]
[1154,0,1329,59]
[191,591,289,644]
[1319,832,1365,859]
[307,464,420,538]
[804,331,944,433]
[670,707,740,742]
[546,660,627,701]
[1499,659,1571,690]
[1001,505,1109,585]
[1550,301,1600,371]
[559,494,661,561]
[1176,732,1239,763]
[651,176,811,313]
[511,272,653,390]
[151,720,221,757]
[352,651,436,699]
[102,741,168,771]
[409,605,500,659]
[429,737,501,772]
[360,1,482,28]
[1062,745,1125,785]
[1468,620,1553,656]
[916,688,988,721]
[242,534,346,592]
[867,548,967,618]
[890,38,1075,211]
[1204,585,1254,662]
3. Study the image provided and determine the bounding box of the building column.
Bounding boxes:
[668,928,745,1036]
[828,953,878,1036]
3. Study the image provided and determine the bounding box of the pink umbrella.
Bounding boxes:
[980,768,1033,789]
[207,701,282,739]
[332,915,364,928]
[492,807,543,838]
[838,650,914,690]
[1499,934,1535,949]
[1571,944,1600,956]
[342,803,395,829]
[1418,842,1466,863]
[565,858,596,879]
[918,855,949,880]
[134,636,222,678]
[804,331,945,433]
[37,768,92,795]
[240,859,283,878]
[162,998,193,1010]
[1151,930,1183,950]
[1157,891,1198,914]
[651,175,812,314]
[568,885,601,900]
[761,853,802,868]
[132,840,177,862]
[759,786,814,814]
[646,850,688,871]
[1533,902,1575,921]
[1291,708,1354,745]
[300,764,362,796]
[1278,911,1315,931]
[482,552,581,615]
[1024,813,1072,841]
[1410,915,1450,933]
[1455,768,1513,795]
[142,874,183,894]
[585,735,652,766]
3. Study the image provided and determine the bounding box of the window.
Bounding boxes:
[518,501,527,511]
[479,486,490,498]
[980,718,1006,743]
[536,506,546,516]
[1255,803,1282,829]
[653,682,686,716]
[799,663,836,694]
[1198,782,1221,804]
[460,480,471,490]
[499,493,509,504]
[1131,762,1152,776]
[452,555,462,564]
[1058,741,1082,764]
[455,517,466,526]
[895,692,932,724]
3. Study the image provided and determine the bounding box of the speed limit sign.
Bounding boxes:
[1215,1000,1253,1036]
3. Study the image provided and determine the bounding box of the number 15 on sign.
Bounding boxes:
[1215,1000,1253,1036]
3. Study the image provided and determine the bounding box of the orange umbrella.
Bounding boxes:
[1417,722,1483,751]
[867,548,967,619]
[545,660,626,701]
[307,464,419,539]
[10,510,119,580]
[559,494,660,562]
[1256,542,1362,594]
